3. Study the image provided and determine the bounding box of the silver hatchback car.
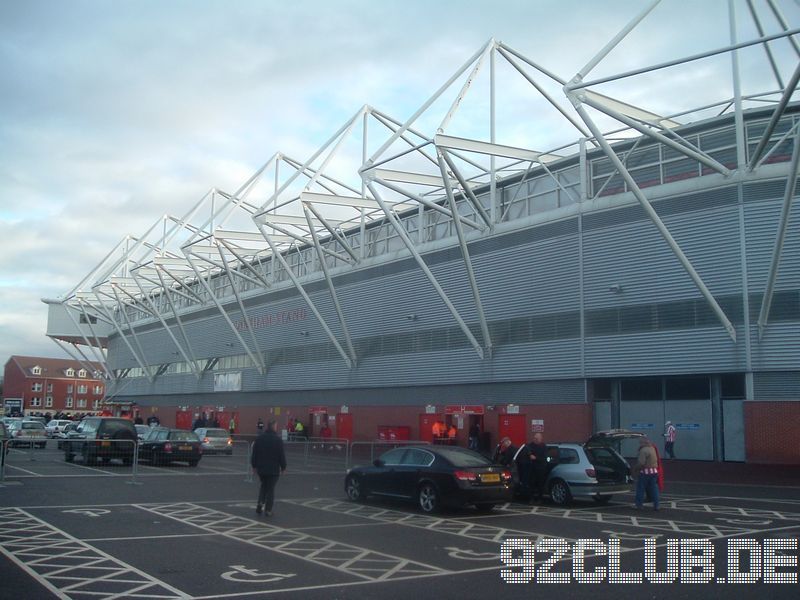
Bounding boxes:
[543,430,643,505]
[194,427,233,455]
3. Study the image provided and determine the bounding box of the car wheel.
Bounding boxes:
[345,475,366,502]
[64,449,74,463]
[83,448,96,466]
[122,457,132,466]
[475,504,495,513]
[418,482,440,513]
[37,443,46,449]
[189,460,199,467]
[226,449,233,456]
[549,479,572,506]
[593,495,612,505]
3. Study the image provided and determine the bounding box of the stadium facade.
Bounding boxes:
[45,5,800,463]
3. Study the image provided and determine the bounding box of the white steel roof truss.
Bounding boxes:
[302,200,360,263]
[757,126,800,338]
[88,289,151,382]
[216,239,272,288]
[303,204,357,364]
[153,268,206,378]
[257,222,354,369]
[62,299,112,378]
[578,91,731,177]
[365,180,485,359]
[568,91,737,342]
[438,149,493,228]
[183,253,266,373]
[590,135,646,201]
[369,174,484,232]
[130,273,202,379]
[214,247,266,363]
[49,336,107,383]
[107,286,158,381]
[130,269,203,307]
[748,60,800,170]
[259,213,344,229]
[435,133,561,164]
[185,246,267,289]
[265,217,353,265]
[437,151,493,356]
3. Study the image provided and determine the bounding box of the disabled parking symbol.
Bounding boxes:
[221,565,295,583]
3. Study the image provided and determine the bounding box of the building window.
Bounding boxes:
[30,397,42,407]
[32,366,42,375]
[67,384,74,393]
[32,382,43,392]
[78,369,87,378]
[93,385,104,395]
[45,397,53,408]
[65,397,73,408]
[92,400,101,409]
[47,383,53,392]
[77,399,87,408]
[78,385,88,394]
[65,368,75,377]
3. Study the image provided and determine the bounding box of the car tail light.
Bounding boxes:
[227,438,232,445]
[454,470,478,482]
[501,470,513,481]
[585,468,596,478]
[164,443,173,453]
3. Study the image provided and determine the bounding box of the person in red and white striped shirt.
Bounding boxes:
[663,421,677,459]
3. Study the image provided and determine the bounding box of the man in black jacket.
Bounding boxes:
[250,420,287,516]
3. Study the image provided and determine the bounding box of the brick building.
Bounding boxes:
[2,356,106,416]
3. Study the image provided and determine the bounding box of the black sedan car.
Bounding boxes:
[344,445,512,513]
[139,428,202,466]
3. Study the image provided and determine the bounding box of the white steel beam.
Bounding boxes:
[365,179,486,359]
[758,128,800,338]
[257,223,354,369]
[437,151,493,356]
[435,134,563,163]
[569,93,737,342]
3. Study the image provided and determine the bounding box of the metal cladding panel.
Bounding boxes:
[753,371,800,400]
[582,205,742,309]
[744,197,800,291]
[750,324,800,370]
[584,328,745,376]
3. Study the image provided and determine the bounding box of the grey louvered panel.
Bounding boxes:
[584,328,746,377]
[750,324,800,370]
[752,371,800,400]
[583,206,742,309]
[744,198,800,291]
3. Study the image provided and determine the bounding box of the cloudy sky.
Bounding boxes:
[1,0,798,370]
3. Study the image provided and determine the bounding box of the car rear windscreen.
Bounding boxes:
[435,447,492,467]
[170,431,199,441]
[204,429,229,437]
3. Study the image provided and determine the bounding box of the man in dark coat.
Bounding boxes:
[250,420,287,516]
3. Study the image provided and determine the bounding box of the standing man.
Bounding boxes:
[468,422,480,451]
[527,432,548,503]
[228,414,236,436]
[251,420,286,517]
[633,437,660,511]
[663,421,676,459]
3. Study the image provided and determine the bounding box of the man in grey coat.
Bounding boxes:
[250,420,287,516]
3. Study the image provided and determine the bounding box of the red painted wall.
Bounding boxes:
[744,401,800,464]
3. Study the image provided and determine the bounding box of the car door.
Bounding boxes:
[394,448,436,498]
[369,448,407,496]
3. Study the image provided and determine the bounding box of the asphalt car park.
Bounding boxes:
[2,448,800,600]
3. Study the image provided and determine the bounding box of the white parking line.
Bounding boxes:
[0,507,190,599]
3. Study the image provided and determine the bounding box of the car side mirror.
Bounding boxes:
[373,459,385,468]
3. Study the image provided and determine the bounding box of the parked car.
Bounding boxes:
[135,424,151,442]
[54,422,80,449]
[193,427,233,455]
[345,445,513,513]
[63,417,137,465]
[542,429,642,505]
[24,416,48,426]
[8,420,47,448]
[45,419,75,438]
[139,428,202,466]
